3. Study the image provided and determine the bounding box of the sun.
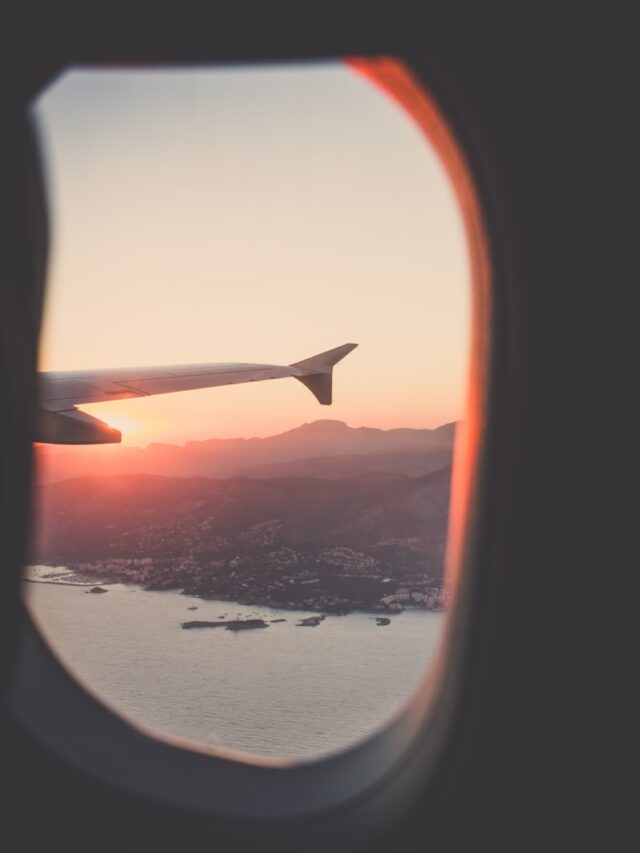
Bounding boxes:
[78,405,146,442]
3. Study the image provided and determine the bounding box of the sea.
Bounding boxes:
[23,565,445,760]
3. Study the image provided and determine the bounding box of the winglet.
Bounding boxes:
[291,343,358,405]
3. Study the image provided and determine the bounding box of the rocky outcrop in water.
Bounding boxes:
[296,615,326,627]
[182,619,268,631]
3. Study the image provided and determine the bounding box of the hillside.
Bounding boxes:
[33,467,452,613]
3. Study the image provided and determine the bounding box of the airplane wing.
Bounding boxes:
[36,343,358,445]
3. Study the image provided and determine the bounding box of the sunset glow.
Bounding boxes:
[80,406,146,441]
[33,60,470,446]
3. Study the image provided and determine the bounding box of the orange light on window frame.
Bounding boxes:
[346,56,491,590]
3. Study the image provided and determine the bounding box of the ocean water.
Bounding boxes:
[23,566,445,760]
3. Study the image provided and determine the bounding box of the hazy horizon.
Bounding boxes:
[34,416,457,488]
[37,415,457,452]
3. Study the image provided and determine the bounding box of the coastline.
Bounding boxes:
[23,566,446,616]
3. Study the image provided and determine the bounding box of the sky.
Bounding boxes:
[32,61,470,446]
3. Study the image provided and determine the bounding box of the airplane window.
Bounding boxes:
[25,60,471,761]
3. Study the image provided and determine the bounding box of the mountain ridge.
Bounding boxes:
[35,419,457,484]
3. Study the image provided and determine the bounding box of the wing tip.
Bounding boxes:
[291,342,358,372]
[292,342,358,404]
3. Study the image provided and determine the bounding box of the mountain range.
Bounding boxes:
[32,420,456,608]
[35,419,456,484]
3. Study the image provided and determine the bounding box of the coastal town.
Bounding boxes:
[47,530,447,615]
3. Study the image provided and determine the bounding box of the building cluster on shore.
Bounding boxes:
[55,523,446,615]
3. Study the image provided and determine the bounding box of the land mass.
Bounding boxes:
[32,421,454,614]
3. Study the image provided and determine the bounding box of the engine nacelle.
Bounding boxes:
[36,409,121,445]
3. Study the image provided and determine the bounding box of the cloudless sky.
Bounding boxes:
[33,61,470,446]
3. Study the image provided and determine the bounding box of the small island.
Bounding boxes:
[296,615,325,627]
[182,619,269,631]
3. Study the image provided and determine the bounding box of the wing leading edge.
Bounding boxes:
[36,343,358,445]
